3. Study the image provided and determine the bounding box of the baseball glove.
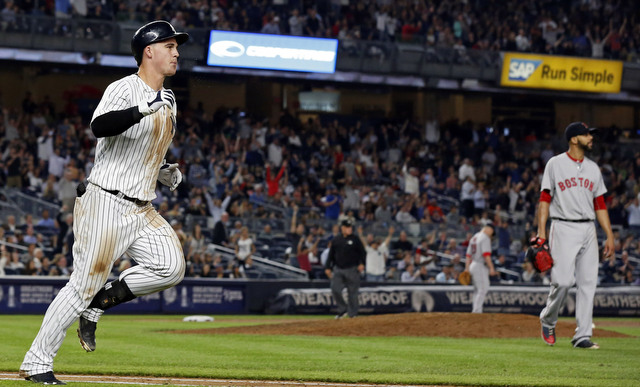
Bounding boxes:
[526,237,554,273]
[458,270,471,285]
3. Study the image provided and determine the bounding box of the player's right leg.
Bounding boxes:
[540,221,582,345]
[21,186,132,376]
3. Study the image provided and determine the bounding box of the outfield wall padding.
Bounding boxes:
[0,277,638,316]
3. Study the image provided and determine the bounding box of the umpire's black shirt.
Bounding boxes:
[326,234,366,269]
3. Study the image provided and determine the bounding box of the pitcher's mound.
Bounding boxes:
[174,313,630,339]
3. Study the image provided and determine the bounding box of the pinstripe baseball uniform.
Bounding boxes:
[20,74,185,376]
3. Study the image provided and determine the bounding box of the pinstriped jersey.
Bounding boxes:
[466,231,491,264]
[89,74,176,201]
[541,152,606,221]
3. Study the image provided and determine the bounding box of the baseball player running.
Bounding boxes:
[464,222,497,313]
[537,122,614,349]
[19,21,189,384]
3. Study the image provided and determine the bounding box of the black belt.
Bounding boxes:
[551,218,593,223]
[102,188,149,206]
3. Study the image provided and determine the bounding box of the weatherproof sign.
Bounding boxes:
[206,30,338,73]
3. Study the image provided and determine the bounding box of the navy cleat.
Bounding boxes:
[77,316,97,352]
[23,371,67,385]
[541,324,556,346]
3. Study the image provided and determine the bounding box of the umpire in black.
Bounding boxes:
[325,218,366,318]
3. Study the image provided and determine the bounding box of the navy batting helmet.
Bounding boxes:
[131,20,189,66]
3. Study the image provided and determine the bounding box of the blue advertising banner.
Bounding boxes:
[161,284,245,313]
[268,285,640,317]
[0,278,245,314]
[2,277,638,317]
[206,30,338,73]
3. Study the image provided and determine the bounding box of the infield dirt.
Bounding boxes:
[171,312,630,339]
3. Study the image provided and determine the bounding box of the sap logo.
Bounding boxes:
[210,40,245,58]
[508,59,543,81]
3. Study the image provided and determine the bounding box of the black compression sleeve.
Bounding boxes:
[90,107,144,138]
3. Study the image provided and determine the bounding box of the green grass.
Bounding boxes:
[0,315,638,386]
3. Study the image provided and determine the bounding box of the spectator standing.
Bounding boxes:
[267,137,283,167]
[296,234,319,276]
[515,29,530,51]
[261,15,281,35]
[538,14,559,47]
[460,176,475,219]
[305,7,324,37]
[48,148,69,178]
[212,211,230,247]
[37,128,54,165]
[265,161,286,197]
[586,27,611,58]
[402,160,420,197]
[234,226,255,269]
[288,9,304,36]
[459,158,475,182]
[320,185,342,220]
[5,144,23,188]
[625,196,640,235]
[324,218,366,319]
[359,225,394,282]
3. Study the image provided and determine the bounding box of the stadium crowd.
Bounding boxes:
[1,0,640,61]
[1,83,639,285]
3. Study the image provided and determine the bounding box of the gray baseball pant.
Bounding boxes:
[330,266,360,317]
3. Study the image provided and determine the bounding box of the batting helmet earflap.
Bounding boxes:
[131,20,189,66]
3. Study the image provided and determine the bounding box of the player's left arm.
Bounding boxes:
[594,195,615,259]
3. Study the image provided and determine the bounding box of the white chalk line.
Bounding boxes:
[0,373,427,387]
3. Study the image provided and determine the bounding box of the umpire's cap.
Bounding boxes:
[565,122,597,142]
[131,20,189,66]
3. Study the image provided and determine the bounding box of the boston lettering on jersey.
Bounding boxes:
[557,177,594,192]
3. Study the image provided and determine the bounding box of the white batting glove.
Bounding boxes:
[158,161,182,191]
[139,89,175,116]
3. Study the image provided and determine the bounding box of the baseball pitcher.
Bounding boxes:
[537,122,614,349]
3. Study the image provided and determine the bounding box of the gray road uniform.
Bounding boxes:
[539,152,606,344]
[466,230,493,313]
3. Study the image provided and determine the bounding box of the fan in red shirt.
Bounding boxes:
[265,161,287,197]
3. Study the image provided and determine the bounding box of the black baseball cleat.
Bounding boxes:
[77,316,97,352]
[23,371,66,385]
[572,338,600,349]
[335,312,348,319]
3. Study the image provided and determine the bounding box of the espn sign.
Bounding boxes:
[206,30,338,73]
[500,53,623,93]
